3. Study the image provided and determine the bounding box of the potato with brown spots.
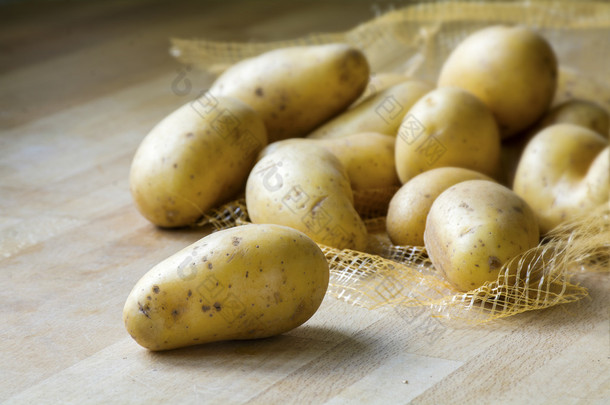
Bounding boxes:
[246,143,368,251]
[123,224,329,351]
[386,167,493,246]
[209,43,369,142]
[424,180,539,291]
[129,95,267,228]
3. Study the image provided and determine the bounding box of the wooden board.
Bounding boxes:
[1,0,608,403]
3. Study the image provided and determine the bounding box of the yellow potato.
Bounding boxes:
[246,143,368,251]
[513,123,609,234]
[386,167,493,246]
[259,132,399,190]
[425,180,539,291]
[438,25,557,138]
[394,87,501,184]
[209,43,369,142]
[123,224,329,350]
[130,95,267,228]
[501,99,609,186]
[537,99,609,137]
[307,80,432,139]
[351,72,412,107]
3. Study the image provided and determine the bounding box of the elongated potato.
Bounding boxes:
[425,180,539,291]
[513,123,609,234]
[307,80,432,139]
[130,95,267,227]
[210,43,369,142]
[386,167,493,246]
[351,72,411,107]
[123,224,329,350]
[246,143,368,251]
[258,132,399,190]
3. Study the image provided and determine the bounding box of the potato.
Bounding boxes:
[246,143,368,250]
[123,224,329,350]
[351,72,411,107]
[130,95,267,228]
[438,25,558,138]
[307,80,432,139]
[259,132,399,190]
[513,123,609,234]
[500,99,609,186]
[424,180,539,292]
[536,99,609,137]
[394,87,501,184]
[209,43,369,142]
[386,167,493,246]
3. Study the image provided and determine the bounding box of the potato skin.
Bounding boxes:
[537,100,609,137]
[210,43,369,142]
[513,123,609,234]
[500,99,609,186]
[394,87,501,184]
[438,25,557,138]
[307,80,432,139]
[123,224,329,351]
[424,180,539,292]
[386,167,493,246]
[246,143,368,251]
[351,72,411,107]
[259,132,399,190]
[130,95,267,228]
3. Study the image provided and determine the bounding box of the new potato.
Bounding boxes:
[246,143,368,251]
[386,167,493,246]
[438,25,557,138]
[130,95,267,228]
[209,43,369,142]
[425,180,540,291]
[394,87,501,183]
[513,123,609,234]
[123,224,329,351]
[258,132,399,190]
[501,99,609,186]
[307,80,432,139]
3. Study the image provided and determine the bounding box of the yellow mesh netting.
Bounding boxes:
[182,1,609,322]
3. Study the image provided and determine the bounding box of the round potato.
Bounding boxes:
[246,143,368,251]
[210,43,369,142]
[259,132,399,191]
[438,25,557,138]
[513,123,609,234]
[394,87,501,183]
[130,95,267,228]
[123,224,329,350]
[425,180,539,292]
[386,167,493,246]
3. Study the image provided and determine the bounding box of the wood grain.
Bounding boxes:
[1,0,608,403]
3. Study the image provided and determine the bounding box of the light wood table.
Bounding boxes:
[1,1,608,403]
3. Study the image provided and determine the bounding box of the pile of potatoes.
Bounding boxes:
[124,26,609,350]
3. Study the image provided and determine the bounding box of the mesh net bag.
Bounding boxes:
[181,0,609,323]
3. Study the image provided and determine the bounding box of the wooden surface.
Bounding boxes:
[1,0,608,403]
